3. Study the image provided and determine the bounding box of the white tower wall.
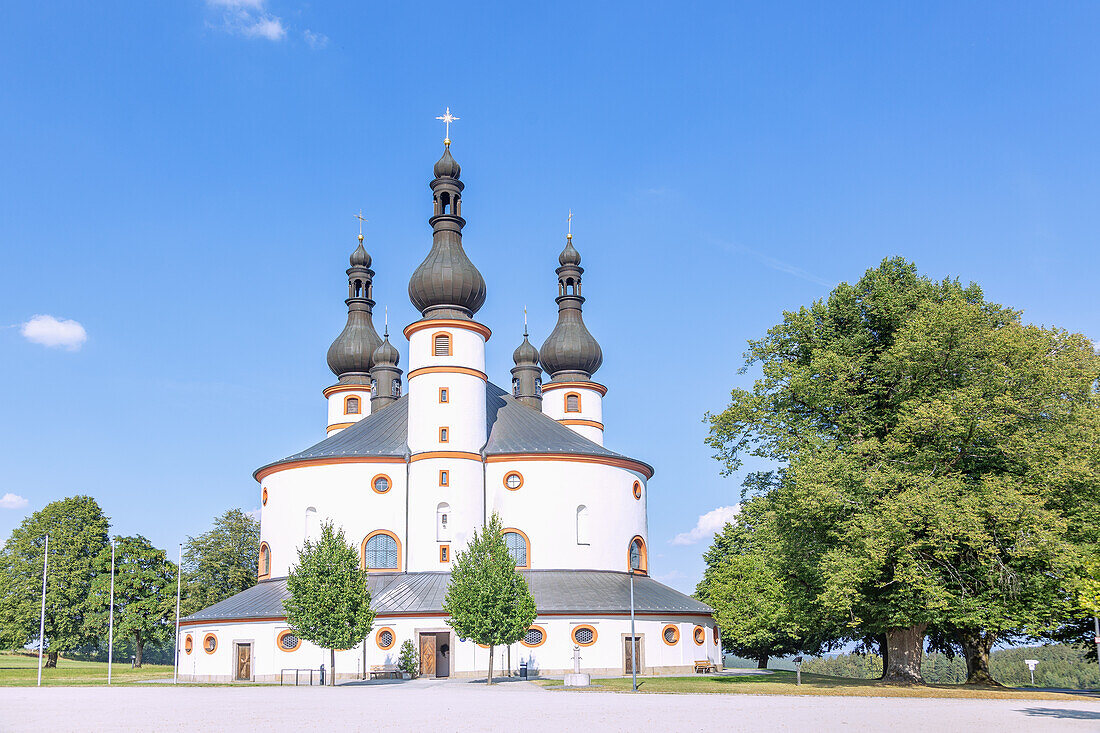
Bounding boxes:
[542,382,605,445]
[323,385,372,435]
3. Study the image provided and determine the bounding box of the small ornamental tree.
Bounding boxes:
[283,522,374,685]
[397,638,419,677]
[443,512,537,684]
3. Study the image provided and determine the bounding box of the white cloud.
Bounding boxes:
[671,505,740,546]
[303,29,328,49]
[243,16,286,40]
[206,0,286,42]
[0,493,29,510]
[21,315,87,351]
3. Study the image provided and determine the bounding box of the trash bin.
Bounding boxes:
[519,661,528,680]
[319,664,326,686]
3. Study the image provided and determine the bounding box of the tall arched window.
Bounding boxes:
[362,531,401,571]
[628,535,648,574]
[258,542,271,578]
[433,332,452,356]
[437,503,451,541]
[503,529,530,569]
[565,393,581,412]
[344,396,360,415]
[576,505,589,545]
[304,507,319,543]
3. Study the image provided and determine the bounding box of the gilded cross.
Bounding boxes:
[354,210,367,237]
[436,107,459,145]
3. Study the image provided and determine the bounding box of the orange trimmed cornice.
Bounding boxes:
[404,318,492,341]
[410,450,481,462]
[559,419,604,430]
[407,365,487,381]
[255,455,406,482]
[327,422,356,433]
[322,383,372,398]
[180,609,714,627]
[542,381,607,396]
[486,452,653,479]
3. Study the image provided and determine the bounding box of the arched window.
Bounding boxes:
[362,531,400,571]
[304,507,319,542]
[565,393,581,413]
[258,542,271,578]
[391,379,401,398]
[503,529,530,568]
[628,536,647,574]
[344,396,360,415]
[437,503,451,541]
[433,332,452,357]
[576,505,589,545]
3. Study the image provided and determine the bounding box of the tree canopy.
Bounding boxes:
[443,513,537,684]
[181,508,259,617]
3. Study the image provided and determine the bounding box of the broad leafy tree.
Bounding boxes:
[0,496,110,666]
[86,535,177,667]
[181,508,259,617]
[706,259,1099,684]
[443,513,537,684]
[283,522,374,685]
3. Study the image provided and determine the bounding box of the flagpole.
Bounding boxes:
[37,534,48,687]
[173,543,182,684]
[107,540,116,685]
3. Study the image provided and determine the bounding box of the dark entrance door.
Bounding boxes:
[236,643,251,681]
[420,634,436,677]
[624,636,642,675]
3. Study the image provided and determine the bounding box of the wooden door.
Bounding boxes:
[624,636,641,675]
[236,644,251,680]
[420,634,436,677]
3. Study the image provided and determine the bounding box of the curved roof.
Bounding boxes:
[254,382,652,480]
[181,570,711,623]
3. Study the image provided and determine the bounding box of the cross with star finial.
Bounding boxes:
[436,107,459,146]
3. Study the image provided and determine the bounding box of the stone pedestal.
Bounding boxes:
[563,673,591,687]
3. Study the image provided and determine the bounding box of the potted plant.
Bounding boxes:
[398,639,419,680]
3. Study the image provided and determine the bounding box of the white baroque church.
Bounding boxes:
[178,133,718,682]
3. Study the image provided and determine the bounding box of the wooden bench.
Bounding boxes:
[694,660,717,674]
[370,664,400,680]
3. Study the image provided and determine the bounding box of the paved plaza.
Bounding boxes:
[1,679,1098,732]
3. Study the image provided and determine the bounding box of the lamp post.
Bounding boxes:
[37,534,48,687]
[107,540,116,685]
[173,543,182,684]
[1093,615,1100,675]
[629,549,639,692]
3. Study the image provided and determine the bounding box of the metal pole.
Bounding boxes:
[1093,615,1100,674]
[107,541,116,685]
[173,543,182,684]
[629,569,637,692]
[37,534,48,687]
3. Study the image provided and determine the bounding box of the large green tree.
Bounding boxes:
[181,508,259,617]
[0,496,110,666]
[282,522,374,685]
[443,513,537,684]
[706,259,1099,684]
[86,535,177,667]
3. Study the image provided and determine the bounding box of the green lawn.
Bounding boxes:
[537,670,1099,701]
[0,651,173,686]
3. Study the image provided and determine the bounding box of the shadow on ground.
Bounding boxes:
[1019,707,1100,720]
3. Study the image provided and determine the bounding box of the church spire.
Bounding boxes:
[539,217,603,381]
[327,220,383,384]
[408,109,487,319]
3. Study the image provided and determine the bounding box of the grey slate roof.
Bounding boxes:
[254,382,652,479]
[180,570,712,623]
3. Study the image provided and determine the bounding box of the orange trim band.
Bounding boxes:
[327,422,356,432]
[411,451,481,462]
[541,381,607,396]
[559,419,604,429]
[180,610,716,627]
[486,453,654,479]
[322,384,371,398]
[407,366,487,381]
[404,318,492,341]
[255,455,406,482]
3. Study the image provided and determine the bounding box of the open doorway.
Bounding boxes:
[418,632,451,678]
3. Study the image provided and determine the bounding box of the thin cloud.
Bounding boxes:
[206,0,287,41]
[0,493,29,510]
[716,239,832,287]
[21,315,87,351]
[303,29,328,49]
[671,504,740,546]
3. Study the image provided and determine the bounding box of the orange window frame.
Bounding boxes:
[371,473,392,494]
[520,624,548,648]
[439,544,450,563]
[432,331,453,357]
[503,527,531,569]
[276,629,301,652]
[628,535,648,574]
[693,625,706,645]
[184,634,193,655]
[438,387,449,403]
[344,395,361,415]
[376,627,396,650]
[203,633,217,654]
[661,624,680,646]
[564,392,582,413]
[503,471,524,491]
[572,624,598,647]
[262,486,268,505]
[439,470,449,486]
[439,427,449,443]
[360,529,402,572]
[632,481,642,500]
[258,542,271,579]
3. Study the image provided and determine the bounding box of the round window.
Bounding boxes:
[376,628,395,650]
[662,625,679,645]
[372,475,391,494]
[572,626,596,646]
[262,487,268,506]
[278,630,301,651]
[693,625,705,645]
[632,481,642,500]
[521,626,545,647]
[203,633,217,654]
[504,472,523,490]
[184,634,193,654]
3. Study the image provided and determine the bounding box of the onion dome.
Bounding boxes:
[327,236,383,383]
[372,331,400,367]
[408,144,487,319]
[513,334,539,366]
[540,235,603,380]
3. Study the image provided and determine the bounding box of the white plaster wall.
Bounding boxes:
[406,371,486,453]
[542,384,605,445]
[260,462,408,577]
[487,461,646,572]
[326,388,371,434]
[407,323,487,373]
[406,457,483,571]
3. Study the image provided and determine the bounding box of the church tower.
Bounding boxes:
[404,115,490,570]
[323,231,383,435]
[370,323,403,412]
[539,226,606,445]
[511,316,542,410]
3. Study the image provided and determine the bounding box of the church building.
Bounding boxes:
[177,126,718,682]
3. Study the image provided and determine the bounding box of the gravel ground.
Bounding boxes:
[0,678,1098,732]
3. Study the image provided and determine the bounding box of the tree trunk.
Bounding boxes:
[46,651,58,668]
[756,655,769,669]
[959,630,1000,686]
[877,633,889,680]
[487,644,494,685]
[330,648,335,686]
[135,636,144,668]
[881,624,926,685]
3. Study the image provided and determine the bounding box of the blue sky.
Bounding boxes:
[2,2,1098,594]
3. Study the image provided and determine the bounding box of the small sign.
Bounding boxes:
[1024,659,1039,671]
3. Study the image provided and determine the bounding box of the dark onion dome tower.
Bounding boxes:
[327,233,383,384]
[511,317,543,410]
[369,326,403,412]
[407,142,487,320]
[539,231,603,381]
